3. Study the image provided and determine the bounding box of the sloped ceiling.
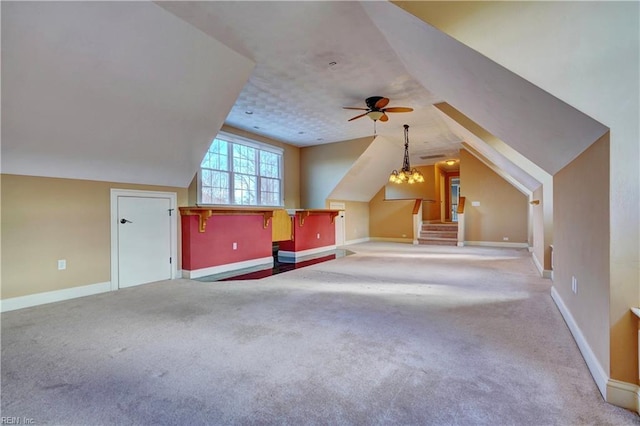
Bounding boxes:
[2,1,613,201]
[1,2,254,187]
[328,134,406,203]
[433,103,547,193]
[362,1,608,176]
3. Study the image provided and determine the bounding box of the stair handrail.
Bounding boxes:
[457,196,466,214]
[412,199,422,215]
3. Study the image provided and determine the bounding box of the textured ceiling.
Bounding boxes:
[158,1,463,164]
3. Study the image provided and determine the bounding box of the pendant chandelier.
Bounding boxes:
[389,124,425,184]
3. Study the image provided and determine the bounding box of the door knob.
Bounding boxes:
[120,219,133,224]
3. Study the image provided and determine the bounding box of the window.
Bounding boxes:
[199,132,283,207]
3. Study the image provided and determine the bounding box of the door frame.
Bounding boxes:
[110,189,178,291]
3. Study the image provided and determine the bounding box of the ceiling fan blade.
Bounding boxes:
[348,113,368,121]
[379,113,389,122]
[383,107,414,113]
[343,107,369,111]
[375,97,390,109]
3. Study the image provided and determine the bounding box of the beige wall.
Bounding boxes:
[188,175,198,206]
[430,166,444,222]
[459,149,528,243]
[553,135,620,379]
[385,165,433,200]
[327,199,370,243]
[1,174,188,299]
[368,187,414,241]
[300,136,373,209]
[384,165,445,222]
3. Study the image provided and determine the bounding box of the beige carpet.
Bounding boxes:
[2,242,638,425]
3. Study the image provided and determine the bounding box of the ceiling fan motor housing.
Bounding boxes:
[365,96,385,110]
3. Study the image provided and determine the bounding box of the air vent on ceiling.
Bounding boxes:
[419,154,446,160]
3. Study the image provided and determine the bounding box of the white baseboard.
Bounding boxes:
[369,237,413,244]
[465,241,529,249]
[1,281,111,313]
[344,237,370,245]
[550,286,608,399]
[607,379,640,413]
[532,253,553,278]
[183,257,273,279]
[279,245,337,260]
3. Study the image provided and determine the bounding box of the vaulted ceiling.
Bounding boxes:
[1,1,611,197]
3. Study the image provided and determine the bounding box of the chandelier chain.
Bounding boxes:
[388,124,425,184]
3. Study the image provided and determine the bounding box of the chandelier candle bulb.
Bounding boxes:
[388,125,424,184]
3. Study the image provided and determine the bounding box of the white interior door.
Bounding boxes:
[330,202,346,246]
[334,211,345,246]
[118,196,172,288]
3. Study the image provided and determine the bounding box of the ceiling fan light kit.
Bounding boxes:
[389,124,425,184]
[366,111,384,121]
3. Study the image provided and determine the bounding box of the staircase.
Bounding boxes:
[418,222,458,246]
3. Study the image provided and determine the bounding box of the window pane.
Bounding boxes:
[233,144,256,175]
[201,151,211,169]
[233,174,257,205]
[202,139,228,171]
[201,171,229,204]
[201,169,212,186]
[260,151,279,178]
[260,177,280,206]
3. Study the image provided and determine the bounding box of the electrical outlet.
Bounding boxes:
[503,237,509,241]
[58,259,66,270]
[316,233,320,239]
[571,276,578,294]
[232,242,237,250]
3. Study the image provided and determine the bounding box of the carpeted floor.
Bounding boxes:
[2,242,639,425]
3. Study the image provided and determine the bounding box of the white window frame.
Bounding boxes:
[198,131,284,207]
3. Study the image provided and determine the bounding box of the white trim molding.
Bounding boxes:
[369,237,413,244]
[182,257,273,279]
[532,252,553,278]
[344,237,370,246]
[551,286,608,398]
[606,379,640,413]
[543,287,640,414]
[464,241,529,249]
[1,281,111,313]
[278,245,337,260]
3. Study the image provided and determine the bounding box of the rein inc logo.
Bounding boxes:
[1,418,34,425]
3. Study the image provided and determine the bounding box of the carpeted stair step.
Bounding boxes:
[419,222,458,246]
[421,223,458,232]
[417,237,458,246]
[421,231,458,239]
